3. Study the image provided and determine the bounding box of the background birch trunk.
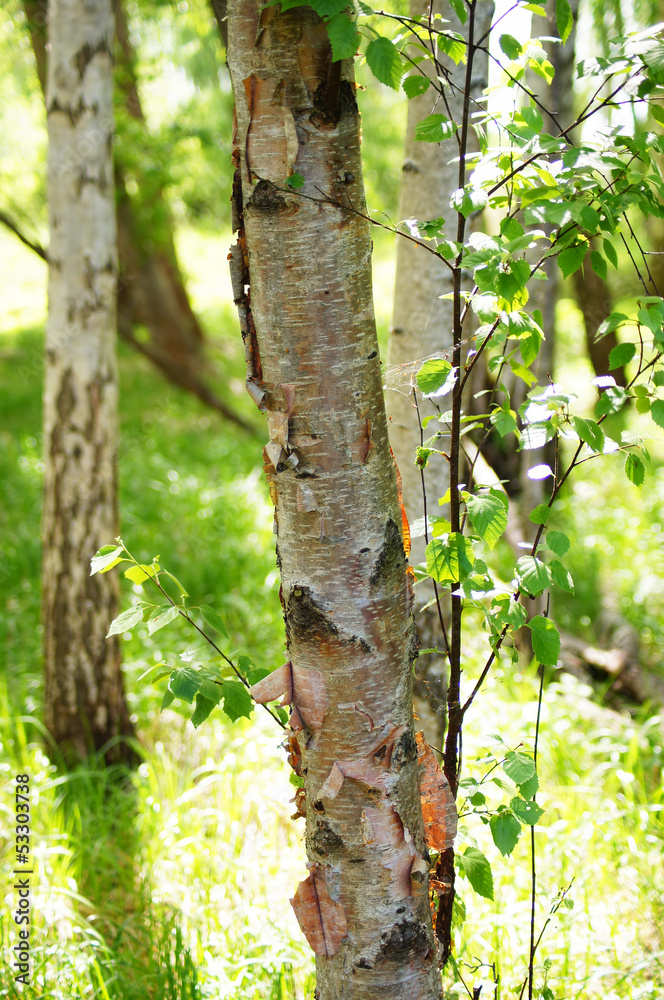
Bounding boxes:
[227,2,442,995]
[43,0,134,764]
[388,0,493,749]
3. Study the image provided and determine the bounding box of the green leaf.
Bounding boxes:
[221,680,253,722]
[625,452,645,487]
[499,33,522,60]
[107,605,145,638]
[519,772,539,801]
[285,172,305,189]
[516,556,550,597]
[366,36,403,90]
[572,416,604,454]
[326,12,359,62]
[608,342,636,370]
[590,249,607,282]
[124,563,158,584]
[403,75,430,99]
[161,689,175,711]
[503,750,536,786]
[545,530,570,558]
[651,104,664,127]
[191,694,217,728]
[415,113,458,143]
[426,533,475,584]
[416,358,456,396]
[465,491,508,550]
[490,810,522,856]
[651,398,664,428]
[147,604,181,635]
[603,238,618,268]
[91,544,124,576]
[527,615,561,666]
[491,594,527,631]
[451,186,488,218]
[549,559,574,593]
[596,386,628,417]
[529,504,550,525]
[458,847,494,900]
[510,796,545,825]
[437,31,466,64]
[448,0,467,23]
[198,678,223,704]
[490,405,518,437]
[169,666,202,704]
[558,244,588,279]
[198,605,229,639]
[556,0,573,43]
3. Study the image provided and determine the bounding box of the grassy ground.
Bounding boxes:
[1,225,664,998]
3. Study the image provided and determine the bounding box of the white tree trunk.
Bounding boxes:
[43,0,133,762]
[227,2,443,995]
[388,0,493,747]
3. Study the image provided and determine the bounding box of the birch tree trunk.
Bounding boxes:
[227,3,443,995]
[388,0,493,748]
[43,0,134,764]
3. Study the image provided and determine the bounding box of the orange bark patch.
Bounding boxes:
[416,731,458,852]
[290,865,348,957]
[242,74,298,182]
[390,447,411,558]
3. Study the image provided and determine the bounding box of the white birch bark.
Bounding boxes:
[388,0,493,745]
[227,2,443,995]
[43,0,133,762]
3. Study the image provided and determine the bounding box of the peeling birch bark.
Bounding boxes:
[387,0,493,750]
[42,0,134,763]
[227,3,442,995]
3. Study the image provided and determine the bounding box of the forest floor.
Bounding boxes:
[1,226,664,998]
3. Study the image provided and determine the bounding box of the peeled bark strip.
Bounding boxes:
[43,0,134,763]
[388,0,493,750]
[227,4,441,996]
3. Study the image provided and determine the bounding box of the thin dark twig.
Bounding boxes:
[0,211,47,260]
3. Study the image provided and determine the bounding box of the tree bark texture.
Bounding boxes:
[25,0,252,431]
[227,4,443,996]
[387,0,493,750]
[43,0,134,763]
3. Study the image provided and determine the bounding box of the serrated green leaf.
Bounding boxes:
[91,544,124,576]
[527,614,561,666]
[198,678,223,704]
[573,416,604,454]
[503,750,536,786]
[124,563,159,584]
[415,113,458,143]
[608,342,636,370]
[448,0,467,23]
[107,605,145,638]
[651,398,664,428]
[500,33,521,60]
[221,680,253,722]
[199,605,229,639]
[465,492,508,550]
[285,172,305,188]
[451,186,488,218]
[169,666,202,704]
[490,810,522,856]
[596,385,628,417]
[426,533,475,584]
[529,504,550,525]
[558,244,587,279]
[403,74,430,98]
[556,0,573,43]
[590,249,607,282]
[519,772,539,800]
[458,847,494,900]
[545,530,570,558]
[603,238,618,268]
[326,12,359,62]
[147,604,181,635]
[516,556,550,596]
[625,452,645,487]
[366,36,403,90]
[416,358,456,396]
[491,405,518,437]
[161,689,175,711]
[510,796,545,825]
[549,559,574,593]
[191,694,217,728]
